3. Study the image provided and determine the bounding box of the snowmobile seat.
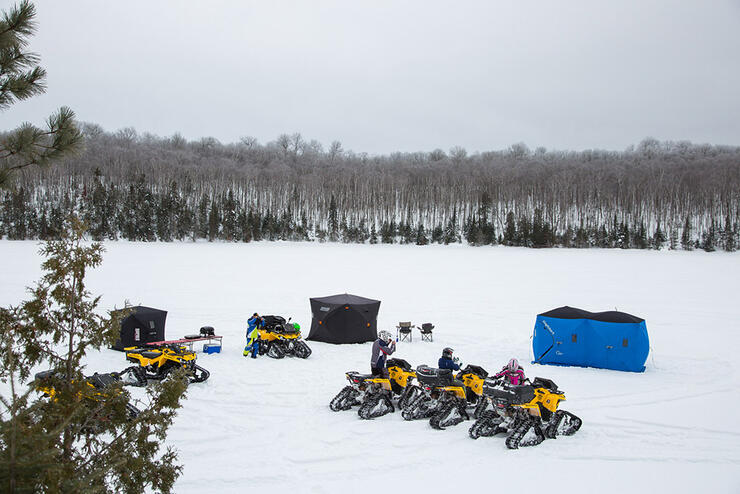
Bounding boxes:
[461,364,488,378]
[346,371,376,383]
[531,377,559,393]
[416,366,454,386]
[262,315,286,330]
[485,382,535,405]
[386,358,412,371]
[139,351,161,359]
[35,370,56,381]
[88,373,119,389]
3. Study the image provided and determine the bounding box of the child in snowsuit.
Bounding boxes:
[438,347,461,371]
[243,313,263,358]
[495,358,526,385]
[370,330,396,377]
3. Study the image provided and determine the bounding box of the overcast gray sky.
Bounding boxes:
[1,0,739,154]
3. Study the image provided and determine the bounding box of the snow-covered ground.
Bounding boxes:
[2,240,739,493]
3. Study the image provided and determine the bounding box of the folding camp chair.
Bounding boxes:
[420,323,434,342]
[397,322,414,342]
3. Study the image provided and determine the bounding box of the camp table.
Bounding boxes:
[146,335,223,353]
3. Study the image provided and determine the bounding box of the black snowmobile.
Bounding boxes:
[468,376,582,449]
[33,369,142,429]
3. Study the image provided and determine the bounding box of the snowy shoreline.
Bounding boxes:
[2,240,739,493]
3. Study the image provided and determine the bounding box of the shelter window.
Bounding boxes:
[622,338,629,347]
[571,334,577,343]
[149,321,155,329]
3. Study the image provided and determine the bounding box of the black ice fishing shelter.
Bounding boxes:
[111,306,167,351]
[307,294,380,344]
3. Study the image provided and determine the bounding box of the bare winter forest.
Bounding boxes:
[1,124,738,251]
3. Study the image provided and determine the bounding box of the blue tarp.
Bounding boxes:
[532,306,649,372]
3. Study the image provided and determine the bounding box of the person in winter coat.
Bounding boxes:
[438,347,461,371]
[370,330,396,377]
[494,358,526,385]
[243,313,263,358]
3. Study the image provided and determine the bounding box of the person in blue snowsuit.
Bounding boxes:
[244,313,263,358]
[438,347,461,370]
[370,330,396,377]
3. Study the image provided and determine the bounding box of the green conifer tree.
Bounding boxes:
[681,215,693,250]
[701,218,717,252]
[328,195,338,242]
[503,211,516,246]
[207,199,220,241]
[415,224,428,245]
[0,1,82,187]
[652,220,665,250]
[0,216,187,493]
[722,213,736,252]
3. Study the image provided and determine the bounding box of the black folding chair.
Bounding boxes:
[397,322,414,342]
[420,323,434,342]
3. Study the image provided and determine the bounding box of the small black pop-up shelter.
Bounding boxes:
[307,294,380,344]
[112,306,167,351]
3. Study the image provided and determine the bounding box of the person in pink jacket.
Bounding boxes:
[494,358,527,385]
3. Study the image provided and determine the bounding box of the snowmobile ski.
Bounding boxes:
[292,340,312,359]
[401,393,436,421]
[266,342,286,359]
[330,386,362,411]
[505,418,546,449]
[544,410,582,438]
[468,410,504,439]
[358,393,394,419]
[429,399,469,430]
[189,364,210,383]
[398,384,422,410]
[117,365,148,387]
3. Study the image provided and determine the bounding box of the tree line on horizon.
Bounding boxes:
[0,124,738,252]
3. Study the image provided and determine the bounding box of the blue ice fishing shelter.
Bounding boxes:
[532,306,649,372]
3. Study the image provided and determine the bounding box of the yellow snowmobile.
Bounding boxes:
[33,370,141,429]
[125,343,210,384]
[257,315,312,359]
[401,364,488,429]
[329,358,419,419]
[387,358,421,409]
[468,376,582,449]
[329,371,395,419]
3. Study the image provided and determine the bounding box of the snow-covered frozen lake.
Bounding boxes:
[2,240,739,494]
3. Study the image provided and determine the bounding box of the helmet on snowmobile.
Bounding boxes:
[292,322,300,330]
[378,330,392,343]
[507,358,520,371]
[442,347,454,359]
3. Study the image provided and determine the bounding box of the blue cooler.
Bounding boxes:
[203,343,221,354]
